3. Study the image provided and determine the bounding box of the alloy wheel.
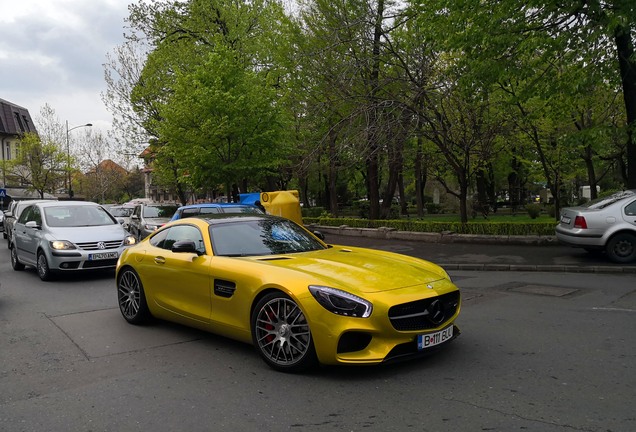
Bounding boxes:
[253,295,314,369]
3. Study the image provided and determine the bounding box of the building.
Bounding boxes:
[0,98,41,209]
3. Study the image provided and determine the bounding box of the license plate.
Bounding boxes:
[560,216,571,224]
[88,252,118,260]
[418,326,454,350]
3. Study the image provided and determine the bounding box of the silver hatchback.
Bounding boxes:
[555,190,636,263]
[10,201,137,280]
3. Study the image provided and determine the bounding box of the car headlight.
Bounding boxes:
[123,235,137,246]
[308,285,373,318]
[50,240,76,250]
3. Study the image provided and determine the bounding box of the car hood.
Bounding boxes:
[248,245,449,294]
[144,217,171,226]
[47,224,127,242]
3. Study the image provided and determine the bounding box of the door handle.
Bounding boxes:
[154,256,166,264]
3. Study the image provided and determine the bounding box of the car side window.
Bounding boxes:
[17,205,34,224]
[163,225,206,254]
[181,208,200,218]
[199,207,221,215]
[625,200,636,216]
[149,228,169,248]
[31,206,42,225]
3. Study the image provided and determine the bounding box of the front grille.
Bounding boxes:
[82,258,118,268]
[389,291,460,331]
[76,240,122,250]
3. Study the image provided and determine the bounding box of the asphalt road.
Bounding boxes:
[324,232,636,272]
[1,240,635,431]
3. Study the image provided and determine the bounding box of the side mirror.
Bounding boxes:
[313,230,325,241]
[131,214,139,220]
[172,240,201,255]
[25,221,41,229]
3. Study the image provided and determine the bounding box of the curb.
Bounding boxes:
[309,224,558,246]
[438,263,636,274]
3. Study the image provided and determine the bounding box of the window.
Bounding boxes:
[163,225,206,254]
[14,113,25,132]
[625,200,636,216]
[149,228,169,248]
[17,206,34,224]
[181,208,200,218]
[18,205,41,225]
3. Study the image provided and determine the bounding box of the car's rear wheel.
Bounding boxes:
[10,245,25,271]
[37,251,53,281]
[606,233,636,263]
[252,292,317,373]
[117,267,151,324]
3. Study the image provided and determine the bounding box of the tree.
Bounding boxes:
[8,132,66,198]
[106,0,293,201]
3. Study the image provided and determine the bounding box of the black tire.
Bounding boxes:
[251,292,318,373]
[606,233,636,263]
[117,267,151,324]
[10,244,25,271]
[37,251,54,281]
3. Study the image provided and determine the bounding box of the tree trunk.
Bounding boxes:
[615,24,636,189]
[414,135,425,217]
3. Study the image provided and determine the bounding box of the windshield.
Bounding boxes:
[581,190,635,210]
[110,207,133,217]
[45,206,117,227]
[210,218,325,256]
[143,205,177,218]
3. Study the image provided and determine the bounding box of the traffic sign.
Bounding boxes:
[0,188,6,198]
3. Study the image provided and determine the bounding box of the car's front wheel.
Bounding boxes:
[117,267,151,324]
[37,251,53,281]
[606,233,636,263]
[10,245,25,271]
[252,292,318,373]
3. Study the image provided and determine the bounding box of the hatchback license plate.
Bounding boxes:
[418,326,453,350]
[89,252,118,260]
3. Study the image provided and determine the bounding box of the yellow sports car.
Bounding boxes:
[116,214,461,372]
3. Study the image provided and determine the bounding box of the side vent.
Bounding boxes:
[214,279,236,298]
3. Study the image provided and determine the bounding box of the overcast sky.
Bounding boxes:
[0,0,133,135]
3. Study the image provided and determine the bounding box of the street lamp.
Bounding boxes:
[66,121,92,198]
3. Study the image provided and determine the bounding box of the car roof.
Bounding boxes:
[37,201,101,208]
[177,213,282,226]
[142,203,178,207]
[177,203,255,210]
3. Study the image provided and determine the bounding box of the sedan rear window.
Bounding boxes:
[582,190,636,210]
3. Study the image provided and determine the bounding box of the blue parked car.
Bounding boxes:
[170,203,263,221]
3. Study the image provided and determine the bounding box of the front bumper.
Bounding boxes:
[48,246,129,271]
[308,288,461,366]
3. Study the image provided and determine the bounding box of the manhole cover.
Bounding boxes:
[509,284,578,297]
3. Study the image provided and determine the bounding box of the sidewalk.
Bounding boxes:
[314,225,636,274]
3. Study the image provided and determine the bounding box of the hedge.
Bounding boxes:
[303,217,557,236]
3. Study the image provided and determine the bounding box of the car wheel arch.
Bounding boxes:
[250,289,319,372]
[250,287,294,322]
[605,230,636,263]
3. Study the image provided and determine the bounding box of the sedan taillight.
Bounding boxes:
[574,216,587,229]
